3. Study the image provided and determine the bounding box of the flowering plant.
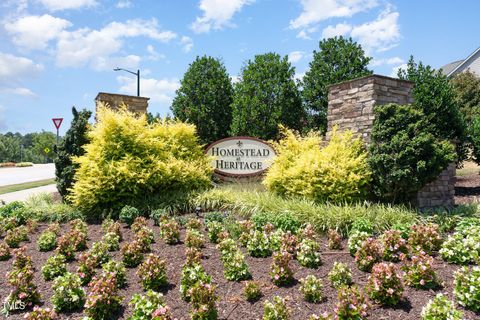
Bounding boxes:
[188,281,218,320]
[84,273,122,319]
[354,238,382,272]
[327,229,342,250]
[206,221,224,244]
[55,234,76,261]
[102,260,127,288]
[280,231,297,256]
[24,306,57,320]
[41,254,67,281]
[243,281,262,302]
[347,231,369,256]
[77,252,97,285]
[51,272,85,312]
[160,219,180,244]
[300,275,323,303]
[180,263,212,301]
[270,251,294,286]
[403,251,438,289]
[420,293,463,320]
[263,296,289,320]
[299,223,316,241]
[223,250,251,281]
[185,229,206,249]
[380,230,408,262]
[129,290,172,320]
[37,231,57,252]
[186,217,203,230]
[297,239,322,269]
[440,225,480,264]
[88,241,111,266]
[335,285,370,320]
[453,266,480,312]
[131,216,149,233]
[0,241,11,260]
[134,226,155,252]
[102,232,120,251]
[102,219,123,241]
[238,220,253,247]
[137,254,168,290]
[366,262,403,306]
[328,262,353,288]
[246,230,272,257]
[408,223,442,254]
[122,240,144,267]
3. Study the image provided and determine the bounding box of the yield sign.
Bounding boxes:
[52,118,63,129]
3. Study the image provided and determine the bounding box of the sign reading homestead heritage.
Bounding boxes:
[206,137,276,177]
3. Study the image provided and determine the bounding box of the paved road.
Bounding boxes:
[0,184,58,204]
[0,163,55,186]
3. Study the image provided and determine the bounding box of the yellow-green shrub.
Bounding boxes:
[263,127,371,202]
[68,105,212,219]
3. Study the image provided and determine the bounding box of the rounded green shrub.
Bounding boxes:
[119,205,139,226]
[264,127,371,203]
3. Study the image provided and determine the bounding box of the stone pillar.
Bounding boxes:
[326,74,455,208]
[326,74,413,143]
[95,92,149,114]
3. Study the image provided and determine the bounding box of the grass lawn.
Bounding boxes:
[0,178,55,195]
[457,161,480,176]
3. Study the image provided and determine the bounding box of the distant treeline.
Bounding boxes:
[0,131,57,163]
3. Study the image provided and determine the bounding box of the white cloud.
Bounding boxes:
[116,0,132,8]
[4,14,72,50]
[294,72,305,82]
[1,87,37,97]
[0,52,44,84]
[191,0,255,33]
[288,51,304,64]
[370,56,404,67]
[290,0,378,39]
[390,63,407,78]
[296,30,311,40]
[117,75,180,105]
[95,55,141,71]
[231,75,241,84]
[0,52,43,97]
[350,8,400,53]
[38,0,97,11]
[321,23,352,38]
[146,45,166,61]
[55,19,177,68]
[180,36,193,53]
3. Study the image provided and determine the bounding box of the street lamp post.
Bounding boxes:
[113,67,140,97]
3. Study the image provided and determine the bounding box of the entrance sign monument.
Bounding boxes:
[206,137,276,177]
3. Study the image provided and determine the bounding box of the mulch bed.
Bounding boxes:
[455,173,480,205]
[0,219,478,320]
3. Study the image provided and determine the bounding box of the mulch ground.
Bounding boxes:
[455,173,480,205]
[0,219,478,320]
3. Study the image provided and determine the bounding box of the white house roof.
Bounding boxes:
[441,47,480,77]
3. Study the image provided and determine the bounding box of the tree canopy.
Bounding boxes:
[172,56,234,144]
[230,52,304,140]
[302,36,372,133]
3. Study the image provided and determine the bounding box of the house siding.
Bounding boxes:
[452,49,480,76]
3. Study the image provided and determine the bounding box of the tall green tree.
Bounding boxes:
[230,52,304,140]
[450,70,480,125]
[398,56,467,161]
[172,56,233,143]
[302,36,372,133]
[54,107,92,200]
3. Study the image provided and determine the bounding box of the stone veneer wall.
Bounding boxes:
[95,92,149,114]
[326,74,455,208]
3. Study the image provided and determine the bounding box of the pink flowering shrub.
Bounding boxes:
[84,273,122,319]
[185,247,203,266]
[335,285,370,320]
[131,216,149,233]
[185,229,206,249]
[134,227,155,252]
[121,240,144,268]
[0,241,11,260]
[380,230,408,262]
[238,220,254,247]
[137,254,168,290]
[186,217,203,230]
[403,251,439,289]
[24,306,57,320]
[270,251,294,286]
[77,252,97,285]
[151,305,176,320]
[299,223,317,241]
[297,239,322,269]
[366,262,404,306]
[101,219,123,241]
[55,234,76,261]
[327,229,342,250]
[188,281,218,320]
[280,231,298,256]
[408,223,442,254]
[160,219,181,245]
[354,238,382,272]
[5,248,40,311]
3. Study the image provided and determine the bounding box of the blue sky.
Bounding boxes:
[0,0,479,135]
